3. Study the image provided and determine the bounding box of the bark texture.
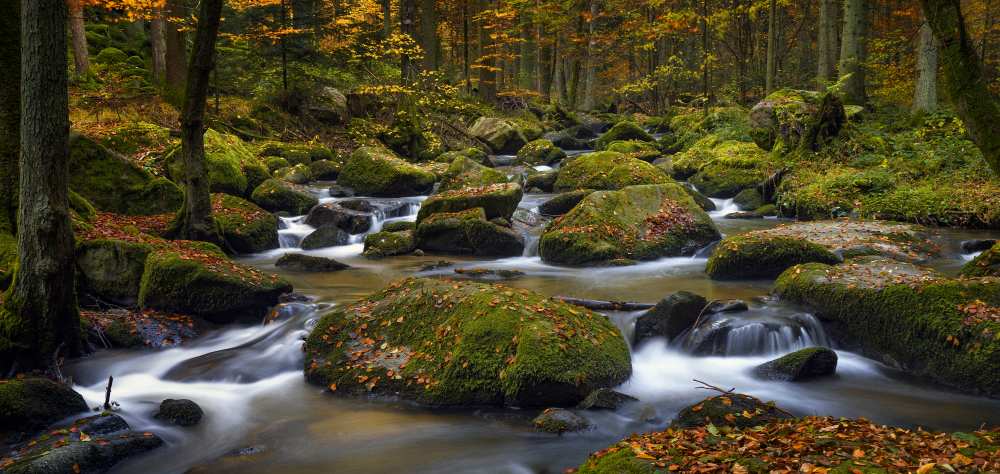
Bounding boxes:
[400,0,417,82]
[150,8,167,83]
[913,20,939,114]
[164,0,188,96]
[67,0,89,77]
[581,0,599,111]
[839,0,867,105]
[817,0,838,87]
[420,0,438,71]
[0,0,18,237]
[477,0,497,102]
[2,0,81,372]
[765,0,778,93]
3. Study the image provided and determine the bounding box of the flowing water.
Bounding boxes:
[65,149,1000,473]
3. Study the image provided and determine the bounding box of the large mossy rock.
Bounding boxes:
[434,148,491,166]
[213,194,279,254]
[69,134,183,215]
[76,239,153,305]
[707,221,938,280]
[138,245,291,323]
[167,130,268,197]
[363,230,416,258]
[305,200,375,234]
[673,394,792,429]
[594,121,654,150]
[538,190,593,216]
[273,163,313,185]
[469,117,528,154]
[415,208,524,257]
[553,152,671,192]
[250,178,318,215]
[676,140,774,199]
[437,156,508,192]
[750,89,846,152]
[337,146,436,197]
[303,278,631,407]
[275,253,350,272]
[633,291,708,345]
[0,378,88,441]
[962,242,1000,277]
[259,141,335,165]
[604,140,661,162]
[517,139,567,165]
[753,347,838,381]
[539,184,721,266]
[775,256,1000,397]
[417,183,523,223]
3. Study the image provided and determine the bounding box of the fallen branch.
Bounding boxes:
[553,296,654,311]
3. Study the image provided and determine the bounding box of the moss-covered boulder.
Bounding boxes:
[437,156,508,192]
[213,194,279,254]
[749,89,846,152]
[517,139,567,165]
[138,245,292,323]
[961,242,1000,277]
[554,152,671,192]
[275,253,350,272]
[167,129,269,197]
[532,408,591,434]
[733,188,764,211]
[604,140,661,162]
[273,163,313,185]
[434,148,491,166]
[337,146,436,197]
[250,178,318,215]
[706,221,938,280]
[594,121,654,150]
[674,393,792,429]
[301,225,351,250]
[303,278,631,406]
[259,141,335,165]
[539,184,721,266]
[524,170,558,192]
[753,347,838,381]
[69,134,183,215]
[265,156,290,172]
[469,117,528,154]
[0,378,88,441]
[363,230,416,258]
[154,399,203,427]
[309,159,342,180]
[415,208,524,257]
[99,122,173,156]
[76,239,153,305]
[633,291,708,345]
[417,183,523,224]
[538,190,593,216]
[775,257,1000,397]
[671,140,774,198]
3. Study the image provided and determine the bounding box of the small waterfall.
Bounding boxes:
[678,308,831,357]
[962,251,984,262]
[283,197,423,250]
[708,198,739,219]
[278,216,314,249]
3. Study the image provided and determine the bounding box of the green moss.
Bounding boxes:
[418,183,523,223]
[469,117,529,155]
[303,278,631,407]
[437,156,508,192]
[594,122,654,150]
[274,163,313,185]
[75,239,154,303]
[516,139,567,165]
[414,208,524,257]
[961,242,1000,277]
[69,134,184,215]
[554,152,671,192]
[259,141,335,165]
[363,230,416,258]
[250,178,318,215]
[167,130,268,197]
[309,159,342,180]
[435,148,490,166]
[213,194,279,254]
[604,140,661,162]
[382,221,415,232]
[68,190,97,222]
[338,146,436,197]
[576,447,659,474]
[664,107,752,153]
[733,188,764,211]
[0,233,15,290]
[265,156,291,172]
[749,89,846,152]
[538,189,593,216]
[100,122,173,156]
[539,184,721,266]
[706,234,839,280]
[673,140,774,198]
[0,378,88,438]
[95,47,128,64]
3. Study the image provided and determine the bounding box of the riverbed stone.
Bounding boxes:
[775,256,1000,397]
[634,291,708,345]
[213,194,280,254]
[542,130,591,151]
[76,239,153,305]
[539,184,721,266]
[469,117,528,155]
[707,221,939,280]
[303,278,631,407]
[0,378,88,442]
[733,188,764,211]
[337,146,436,197]
[594,121,654,150]
[276,253,350,272]
[250,178,319,215]
[754,347,838,382]
[416,183,523,224]
[437,156,508,192]
[273,163,313,185]
[604,140,661,162]
[154,399,204,426]
[554,152,671,192]
[533,408,591,434]
[309,159,342,180]
[961,242,1000,277]
[749,88,846,152]
[517,139,567,166]
[961,239,997,254]
[703,299,749,314]
[538,190,593,216]
[434,148,491,166]
[305,201,374,234]
[524,170,558,193]
[577,388,638,410]
[363,230,417,258]
[672,393,792,429]
[415,208,524,257]
[301,225,351,250]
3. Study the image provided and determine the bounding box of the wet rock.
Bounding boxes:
[533,408,591,434]
[703,299,748,314]
[452,268,525,280]
[682,185,716,212]
[538,190,593,216]
[634,291,708,345]
[76,239,152,306]
[337,146,436,197]
[542,130,591,151]
[469,117,528,155]
[363,231,416,258]
[0,378,88,442]
[309,159,342,180]
[960,239,997,254]
[576,388,638,410]
[83,308,201,349]
[540,184,721,266]
[437,156,508,192]
[750,89,846,152]
[328,185,355,198]
[303,278,631,407]
[304,201,374,234]
[554,152,670,192]
[435,148,492,167]
[594,121,654,150]
[415,208,524,257]
[250,179,319,215]
[1,414,163,474]
[273,163,313,185]
[524,170,558,193]
[382,221,416,232]
[604,140,661,162]
[416,183,523,224]
[961,242,1000,277]
[214,194,280,254]
[511,209,548,231]
[300,225,351,250]
[279,292,313,303]
[733,188,764,211]
[275,253,350,272]
[672,393,792,429]
[155,399,204,426]
[753,347,838,381]
[724,211,762,219]
[517,139,567,166]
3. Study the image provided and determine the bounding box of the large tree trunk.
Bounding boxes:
[2,0,81,373]
[0,0,18,238]
[477,0,497,103]
[912,19,938,114]
[581,0,599,111]
[701,0,710,115]
[290,0,315,55]
[920,0,1000,175]
[519,19,535,90]
[817,0,838,88]
[551,33,563,104]
[67,0,89,77]
[381,0,392,39]
[838,0,867,105]
[173,0,223,244]
[765,0,778,94]
[150,8,167,83]
[164,0,188,96]
[462,0,471,92]
[400,0,417,83]
[420,0,438,71]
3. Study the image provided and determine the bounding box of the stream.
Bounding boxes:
[65,145,1000,473]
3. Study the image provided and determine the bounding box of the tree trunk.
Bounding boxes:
[920,0,1000,175]
[581,0,599,111]
[400,0,417,83]
[839,0,867,105]
[477,0,496,102]
[765,0,778,94]
[150,8,167,83]
[912,19,938,114]
[551,33,563,104]
[519,19,535,90]
[0,0,18,238]
[173,0,223,244]
[2,0,81,373]
[817,0,838,88]
[67,0,89,78]
[463,0,471,92]
[420,0,438,71]
[164,0,188,96]
[381,0,392,39]
[290,0,315,55]
[701,0,710,116]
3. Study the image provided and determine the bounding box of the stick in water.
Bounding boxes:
[104,375,114,410]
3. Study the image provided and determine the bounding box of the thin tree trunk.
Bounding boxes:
[912,19,938,114]
[280,0,289,92]
[701,0,710,116]
[765,0,778,94]
[400,0,417,83]
[420,0,438,71]
[817,0,836,87]
[552,33,563,105]
[2,0,81,372]
[920,0,1000,175]
[477,0,497,102]
[67,0,89,77]
[381,0,392,39]
[0,0,18,238]
[150,8,167,83]
[519,19,535,90]
[463,0,471,92]
[173,0,223,243]
[581,0,599,111]
[164,0,188,96]
[839,0,867,105]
